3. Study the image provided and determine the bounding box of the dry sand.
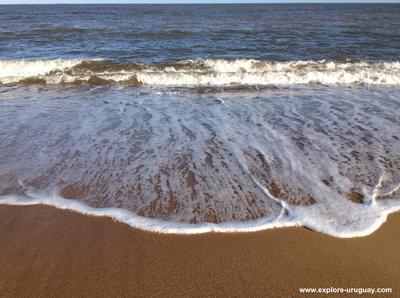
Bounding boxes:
[0,205,399,297]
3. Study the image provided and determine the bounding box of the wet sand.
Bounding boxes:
[0,205,399,297]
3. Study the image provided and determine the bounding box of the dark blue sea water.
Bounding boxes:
[0,4,399,237]
[1,4,400,62]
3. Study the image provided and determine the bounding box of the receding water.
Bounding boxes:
[0,4,399,237]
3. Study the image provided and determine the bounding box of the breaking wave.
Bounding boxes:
[1,59,400,86]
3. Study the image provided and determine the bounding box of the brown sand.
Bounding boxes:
[0,205,399,297]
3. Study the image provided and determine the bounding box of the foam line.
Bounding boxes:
[1,193,399,238]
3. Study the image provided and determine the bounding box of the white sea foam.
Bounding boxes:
[0,191,399,238]
[0,83,399,238]
[1,59,400,86]
[0,59,84,84]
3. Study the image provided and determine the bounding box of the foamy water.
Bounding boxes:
[1,85,399,238]
[1,4,400,238]
[1,59,400,86]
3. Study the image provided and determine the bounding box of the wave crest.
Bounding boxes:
[1,59,400,86]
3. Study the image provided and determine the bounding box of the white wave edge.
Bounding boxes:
[1,193,399,238]
[2,59,400,86]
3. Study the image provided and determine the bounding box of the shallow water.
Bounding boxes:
[0,4,399,237]
[1,84,399,236]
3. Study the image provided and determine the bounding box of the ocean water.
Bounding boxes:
[0,4,399,237]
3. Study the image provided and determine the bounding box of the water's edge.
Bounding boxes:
[1,194,399,238]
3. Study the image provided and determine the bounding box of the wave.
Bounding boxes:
[1,73,400,238]
[1,59,400,86]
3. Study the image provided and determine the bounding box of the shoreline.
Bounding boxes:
[1,196,398,238]
[0,205,399,297]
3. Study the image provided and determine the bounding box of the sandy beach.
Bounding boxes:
[0,205,398,297]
